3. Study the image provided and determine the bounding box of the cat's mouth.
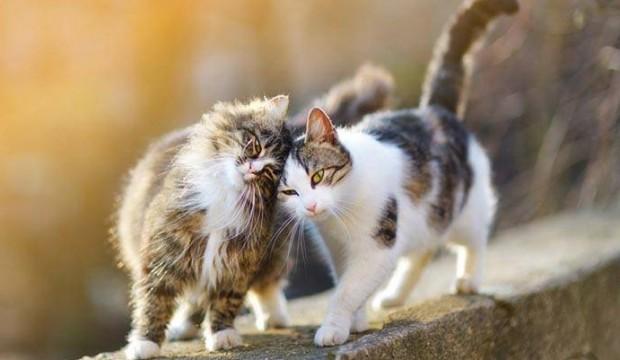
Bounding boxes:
[238,162,268,183]
[304,208,328,220]
[243,173,259,182]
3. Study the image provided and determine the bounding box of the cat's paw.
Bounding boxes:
[125,338,160,360]
[350,312,369,333]
[166,318,200,341]
[255,310,290,331]
[454,277,479,295]
[372,292,406,310]
[314,324,350,347]
[205,328,243,351]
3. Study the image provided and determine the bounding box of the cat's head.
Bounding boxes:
[278,107,352,220]
[183,95,292,197]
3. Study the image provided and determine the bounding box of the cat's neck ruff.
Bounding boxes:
[176,150,251,234]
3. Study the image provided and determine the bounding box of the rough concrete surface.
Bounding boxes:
[84,210,620,359]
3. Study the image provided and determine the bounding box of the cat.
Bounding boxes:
[116,96,293,359]
[162,64,395,343]
[277,0,519,347]
[113,65,395,359]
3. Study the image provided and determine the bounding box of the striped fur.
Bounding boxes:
[420,0,519,116]
[117,96,293,358]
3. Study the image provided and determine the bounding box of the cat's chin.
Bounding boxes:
[243,173,258,182]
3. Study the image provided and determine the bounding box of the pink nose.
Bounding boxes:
[306,202,317,213]
[248,162,258,174]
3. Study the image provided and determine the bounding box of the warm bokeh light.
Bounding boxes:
[0,1,618,359]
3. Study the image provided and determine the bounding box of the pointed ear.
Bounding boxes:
[268,95,289,121]
[305,107,337,144]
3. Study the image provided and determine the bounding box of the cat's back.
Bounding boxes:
[116,127,191,275]
[361,106,470,164]
[360,106,474,231]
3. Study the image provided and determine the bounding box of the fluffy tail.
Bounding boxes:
[289,64,394,135]
[419,0,518,116]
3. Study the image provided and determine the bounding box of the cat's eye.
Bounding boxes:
[311,169,324,187]
[281,189,299,196]
[245,135,261,159]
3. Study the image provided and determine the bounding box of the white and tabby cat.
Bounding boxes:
[278,0,518,346]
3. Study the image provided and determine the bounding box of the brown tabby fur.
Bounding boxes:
[373,197,398,248]
[117,98,292,345]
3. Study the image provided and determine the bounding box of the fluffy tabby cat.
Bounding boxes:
[116,96,292,359]
[278,0,519,347]
[114,66,394,359]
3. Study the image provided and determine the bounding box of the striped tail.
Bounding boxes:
[419,0,518,116]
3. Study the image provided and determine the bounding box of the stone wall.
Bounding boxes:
[85,210,620,359]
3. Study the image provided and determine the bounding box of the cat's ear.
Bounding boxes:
[306,107,337,144]
[268,95,289,121]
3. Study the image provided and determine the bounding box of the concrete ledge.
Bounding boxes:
[85,210,620,359]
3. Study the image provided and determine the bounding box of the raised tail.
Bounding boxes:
[419,0,518,116]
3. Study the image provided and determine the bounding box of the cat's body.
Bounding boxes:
[114,66,395,359]
[278,0,518,346]
[116,96,294,359]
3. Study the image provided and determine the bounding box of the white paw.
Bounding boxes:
[125,338,160,360]
[350,312,369,333]
[255,311,290,331]
[372,292,406,310]
[454,277,479,295]
[166,319,200,341]
[205,328,243,351]
[314,324,350,347]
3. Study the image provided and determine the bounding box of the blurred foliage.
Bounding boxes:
[0,0,618,359]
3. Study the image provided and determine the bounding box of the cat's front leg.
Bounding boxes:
[315,245,396,346]
[350,307,369,333]
[125,271,181,360]
[203,288,247,351]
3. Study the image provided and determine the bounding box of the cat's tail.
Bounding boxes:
[289,64,394,134]
[419,0,518,116]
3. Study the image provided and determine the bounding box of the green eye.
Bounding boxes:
[281,189,298,196]
[311,169,324,186]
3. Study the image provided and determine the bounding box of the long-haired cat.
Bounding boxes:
[116,96,292,359]
[278,0,519,347]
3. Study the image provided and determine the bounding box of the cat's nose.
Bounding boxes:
[305,202,317,214]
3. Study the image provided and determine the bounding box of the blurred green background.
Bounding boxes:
[1,1,619,359]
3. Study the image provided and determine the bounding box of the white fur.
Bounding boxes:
[205,328,243,351]
[268,95,290,120]
[167,311,199,341]
[166,294,202,341]
[280,127,496,346]
[350,308,369,333]
[372,249,435,309]
[247,283,290,331]
[125,334,160,360]
[176,131,277,289]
